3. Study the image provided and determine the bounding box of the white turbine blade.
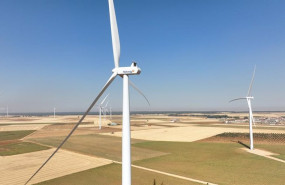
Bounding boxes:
[101,94,109,105]
[105,100,110,107]
[109,0,120,68]
[247,65,256,96]
[129,80,150,107]
[229,97,247,103]
[24,72,117,185]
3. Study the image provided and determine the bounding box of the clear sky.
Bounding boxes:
[0,0,285,113]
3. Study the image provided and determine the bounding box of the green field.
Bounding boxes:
[28,134,167,162]
[30,134,285,185]
[0,130,35,140]
[0,142,49,156]
[133,142,285,185]
[36,163,197,185]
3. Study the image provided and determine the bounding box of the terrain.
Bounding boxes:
[0,112,284,185]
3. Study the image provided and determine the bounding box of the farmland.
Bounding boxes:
[0,114,284,185]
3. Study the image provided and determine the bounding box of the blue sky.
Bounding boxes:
[0,0,285,113]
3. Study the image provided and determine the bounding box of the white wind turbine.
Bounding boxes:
[104,100,110,120]
[25,1,148,185]
[229,65,256,150]
[98,94,109,129]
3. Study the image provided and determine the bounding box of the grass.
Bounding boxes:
[0,142,49,156]
[0,130,35,140]
[29,134,167,162]
[36,163,197,185]
[30,135,285,185]
[200,132,285,161]
[133,141,285,185]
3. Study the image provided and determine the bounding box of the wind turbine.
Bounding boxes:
[25,1,148,185]
[98,94,109,129]
[103,100,110,123]
[229,65,256,150]
[53,107,56,118]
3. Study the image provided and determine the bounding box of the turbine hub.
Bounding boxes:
[113,62,141,75]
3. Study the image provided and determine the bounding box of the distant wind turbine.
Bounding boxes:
[98,94,109,129]
[25,1,149,185]
[229,65,256,150]
[104,100,110,123]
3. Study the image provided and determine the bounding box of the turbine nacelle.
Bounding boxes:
[246,96,254,100]
[113,62,141,75]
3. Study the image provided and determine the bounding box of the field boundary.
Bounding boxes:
[242,148,285,164]
[113,161,218,185]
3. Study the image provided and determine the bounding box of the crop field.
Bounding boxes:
[0,130,50,156]
[133,141,285,185]
[27,139,285,185]
[0,130,35,140]
[200,132,285,144]
[0,141,49,156]
[199,132,285,160]
[196,124,285,131]
[28,134,167,162]
[0,149,112,185]
[36,163,197,185]
[1,114,285,185]
[29,131,285,185]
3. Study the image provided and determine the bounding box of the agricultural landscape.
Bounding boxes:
[1,112,284,185]
[1,0,285,185]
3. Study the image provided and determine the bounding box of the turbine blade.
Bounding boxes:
[109,0,120,68]
[100,94,109,105]
[229,97,247,103]
[24,72,117,185]
[247,65,256,96]
[129,80,150,107]
[105,100,110,107]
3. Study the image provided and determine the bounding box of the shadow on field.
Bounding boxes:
[238,141,250,149]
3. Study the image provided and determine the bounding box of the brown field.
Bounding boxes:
[25,124,121,139]
[0,124,49,131]
[101,124,285,142]
[0,149,112,185]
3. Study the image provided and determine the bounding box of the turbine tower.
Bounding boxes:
[25,1,149,185]
[229,65,256,150]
